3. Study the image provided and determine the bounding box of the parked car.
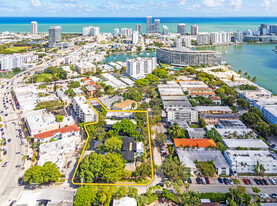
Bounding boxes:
[269,178,276,185]
[2,160,10,167]
[205,177,210,184]
[243,178,249,185]
[196,177,202,184]
[254,178,260,185]
[247,178,253,184]
[223,178,229,185]
[274,178,277,184]
[259,193,269,198]
[260,179,265,185]
[271,193,277,199]
[228,178,233,185]
[218,177,223,183]
[7,138,11,142]
[262,179,269,185]
[188,177,192,184]
[201,178,206,184]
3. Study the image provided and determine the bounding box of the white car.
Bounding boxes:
[259,193,269,198]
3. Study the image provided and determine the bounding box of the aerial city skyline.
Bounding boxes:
[1,0,277,17]
[0,3,277,206]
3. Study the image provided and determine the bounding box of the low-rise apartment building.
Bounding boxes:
[200,113,239,125]
[73,96,97,122]
[224,150,277,174]
[187,88,216,97]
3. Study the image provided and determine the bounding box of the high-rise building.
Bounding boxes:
[177,24,186,35]
[126,57,157,79]
[191,25,199,35]
[175,38,182,48]
[121,28,132,37]
[146,16,160,33]
[31,21,38,34]
[136,24,141,34]
[48,26,62,47]
[259,24,268,35]
[183,36,192,47]
[162,26,169,35]
[113,28,119,37]
[210,32,231,44]
[0,54,24,71]
[269,24,277,34]
[197,33,210,45]
[83,26,100,36]
[234,30,243,42]
[132,31,139,45]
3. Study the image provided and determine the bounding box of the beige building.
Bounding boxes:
[75,62,96,74]
[113,99,137,110]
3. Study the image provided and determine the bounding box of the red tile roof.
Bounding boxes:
[174,139,217,148]
[34,124,79,140]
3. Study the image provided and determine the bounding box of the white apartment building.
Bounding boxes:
[31,21,38,34]
[73,96,97,122]
[83,26,100,36]
[234,30,243,42]
[224,150,277,174]
[191,25,198,35]
[183,36,192,47]
[167,108,198,123]
[0,54,23,71]
[126,57,157,79]
[132,31,139,45]
[113,28,119,37]
[121,28,132,37]
[163,26,169,35]
[197,32,210,45]
[177,24,186,35]
[210,32,232,45]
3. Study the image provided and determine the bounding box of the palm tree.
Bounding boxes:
[252,76,257,83]
[244,72,248,76]
[238,70,242,74]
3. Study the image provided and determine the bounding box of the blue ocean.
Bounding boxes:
[1,17,277,33]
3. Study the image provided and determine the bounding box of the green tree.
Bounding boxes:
[123,88,142,102]
[215,87,225,96]
[168,122,186,139]
[135,78,150,87]
[237,98,250,109]
[78,152,125,183]
[104,137,123,152]
[270,124,277,135]
[252,187,261,194]
[161,158,190,182]
[56,115,64,122]
[254,122,271,137]
[249,107,263,118]
[23,161,61,185]
[241,112,261,126]
[222,96,235,106]
[74,186,98,206]
[112,119,139,137]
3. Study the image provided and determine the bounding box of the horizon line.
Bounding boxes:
[1,16,277,18]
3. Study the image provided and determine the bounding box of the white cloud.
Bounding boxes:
[230,0,242,9]
[203,0,224,8]
[177,0,186,5]
[31,0,42,7]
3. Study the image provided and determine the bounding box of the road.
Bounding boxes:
[0,62,49,205]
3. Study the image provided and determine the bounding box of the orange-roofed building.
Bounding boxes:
[174,138,217,148]
[34,124,80,143]
[83,78,96,86]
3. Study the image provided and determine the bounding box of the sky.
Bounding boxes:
[0,0,277,17]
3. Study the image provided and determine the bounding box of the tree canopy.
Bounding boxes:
[23,161,61,185]
[78,152,125,183]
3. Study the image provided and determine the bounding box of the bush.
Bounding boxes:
[199,192,227,202]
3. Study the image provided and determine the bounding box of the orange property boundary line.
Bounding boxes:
[71,98,154,186]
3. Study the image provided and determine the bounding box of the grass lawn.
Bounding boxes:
[189,124,200,128]
[36,73,53,82]
[2,46,31,54]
